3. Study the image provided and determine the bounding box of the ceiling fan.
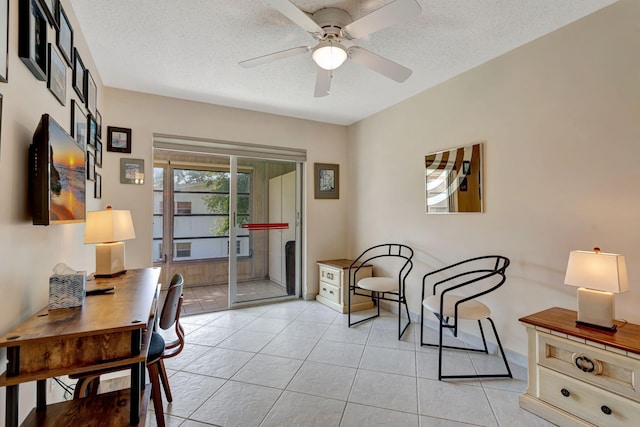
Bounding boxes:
[239,0,422,97]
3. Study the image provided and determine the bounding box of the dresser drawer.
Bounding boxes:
[537,332,640,401]
[319,265,341,287]
[539,366,640,427]
[319,282,340,304]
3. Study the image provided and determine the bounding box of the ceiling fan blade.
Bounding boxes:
[267,0,324,36]
[314,68,332,97]
[348,46,412,82]
[239,46,310,68]
[342,0,422,40]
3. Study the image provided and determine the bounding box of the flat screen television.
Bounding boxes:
[30,114,86,225]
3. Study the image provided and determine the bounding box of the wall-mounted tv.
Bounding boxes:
[29,114,86,225]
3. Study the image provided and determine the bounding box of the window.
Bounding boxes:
[175,242,191,258]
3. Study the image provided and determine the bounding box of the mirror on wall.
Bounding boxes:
[425,142,483,214]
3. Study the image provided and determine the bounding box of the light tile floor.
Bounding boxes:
[147,299,555,427]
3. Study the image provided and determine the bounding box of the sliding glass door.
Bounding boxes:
[153,150,300,312]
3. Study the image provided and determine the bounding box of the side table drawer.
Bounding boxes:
[538,332,640,400]
[539,366,640,427]
[319,282,340,304]
[319,266,341,287]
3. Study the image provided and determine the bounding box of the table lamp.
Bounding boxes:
[564,248,629,332]
[84,206,136,277]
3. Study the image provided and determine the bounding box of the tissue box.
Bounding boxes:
[49,272,87,310]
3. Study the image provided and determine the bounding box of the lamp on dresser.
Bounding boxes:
[564,247,629,332]
[84,206,136,277]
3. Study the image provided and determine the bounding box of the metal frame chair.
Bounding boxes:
[420,255,512,380]
[348,243,414,339]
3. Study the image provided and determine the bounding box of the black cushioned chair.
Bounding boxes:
[421,255,512,380]
[348,243,414,339]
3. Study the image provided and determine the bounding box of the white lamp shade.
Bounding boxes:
[84,208,136,244]
[312,42,348,70]
[564,250,629,293]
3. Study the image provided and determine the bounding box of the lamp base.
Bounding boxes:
[576,287,616,332]
[95,242,127,277]
[575,320,617,333]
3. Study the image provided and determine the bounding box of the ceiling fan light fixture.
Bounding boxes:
[312,41,348,70]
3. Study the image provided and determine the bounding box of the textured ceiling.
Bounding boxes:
[69,0,618,125]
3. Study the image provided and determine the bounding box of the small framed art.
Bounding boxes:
[120,158,144,185]
[71,99,86,148]
[86,150,95,181]
[96,110,102,138]
[47,43,65,105]
[95,138,102,167]
[18,0,48,81]
[94,173,102,199]
[85,70,97,116]
[56,3,72,66]
[87,113,97,148]
[1,0,8,82]
[107,126,132,153]
[314,163,339,199]
[73,48,85,101]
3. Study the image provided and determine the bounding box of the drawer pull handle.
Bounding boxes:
[327,273,334,280]
[329,290,334,294]
[560,388,570,397]
[574,355,595,373]
[601,405,612,415]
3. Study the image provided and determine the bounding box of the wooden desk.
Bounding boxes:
[0,267,161,427]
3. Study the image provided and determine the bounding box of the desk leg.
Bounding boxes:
[36,379,47,410]
[6,384,18,427]
[130,329,142,425]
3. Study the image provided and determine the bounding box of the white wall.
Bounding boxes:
[347,0,640,356]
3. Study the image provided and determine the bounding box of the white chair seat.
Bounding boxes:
[423,294,490,320]
[357,277,398,292]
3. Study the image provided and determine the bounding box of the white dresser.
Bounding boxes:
[316,259,373,313]
[520,307,640,427]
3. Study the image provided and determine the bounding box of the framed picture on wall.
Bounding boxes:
[73,48,85,101]
[85,70,97,116]
[94,173,102,199]
[107,126,132,153]
[120,158,144,185]
[314,163,339,199]
[38,0,58,28]
[56,3,72,66]
[95,138,102,167]
[71,99,86,149]
[18,0,48,81]
[86,150,95,181]
[87,114,97,148]
[47,43,66,105]
[0,0,8,82]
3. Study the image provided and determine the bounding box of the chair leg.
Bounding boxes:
[73,376,100,399]
[348,289,381,329]
[148,362,165,427]
[488,317,513,379]
[158,359,173,402]
[477,320,489,353]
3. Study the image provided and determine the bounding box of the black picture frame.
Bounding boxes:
[120,158,144,185]
[85,70,97,116]
[0,0,8,82]
[87,113,97,148]
[314,163,339,199]
[107,126,132,153]
[73,48,85,101]
[47,43,65,105]
[71,99,86,149]
[86,150,95,181]
[18,0,48,81]
[96,110,102,138]
[56,3,72,67]
[95,138,102,167]
[38,0,57,28]
[94,173,102,199]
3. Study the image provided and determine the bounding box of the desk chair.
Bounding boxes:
[73,273,185,427]
[421,256,512,380]
[348,243,414,339]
